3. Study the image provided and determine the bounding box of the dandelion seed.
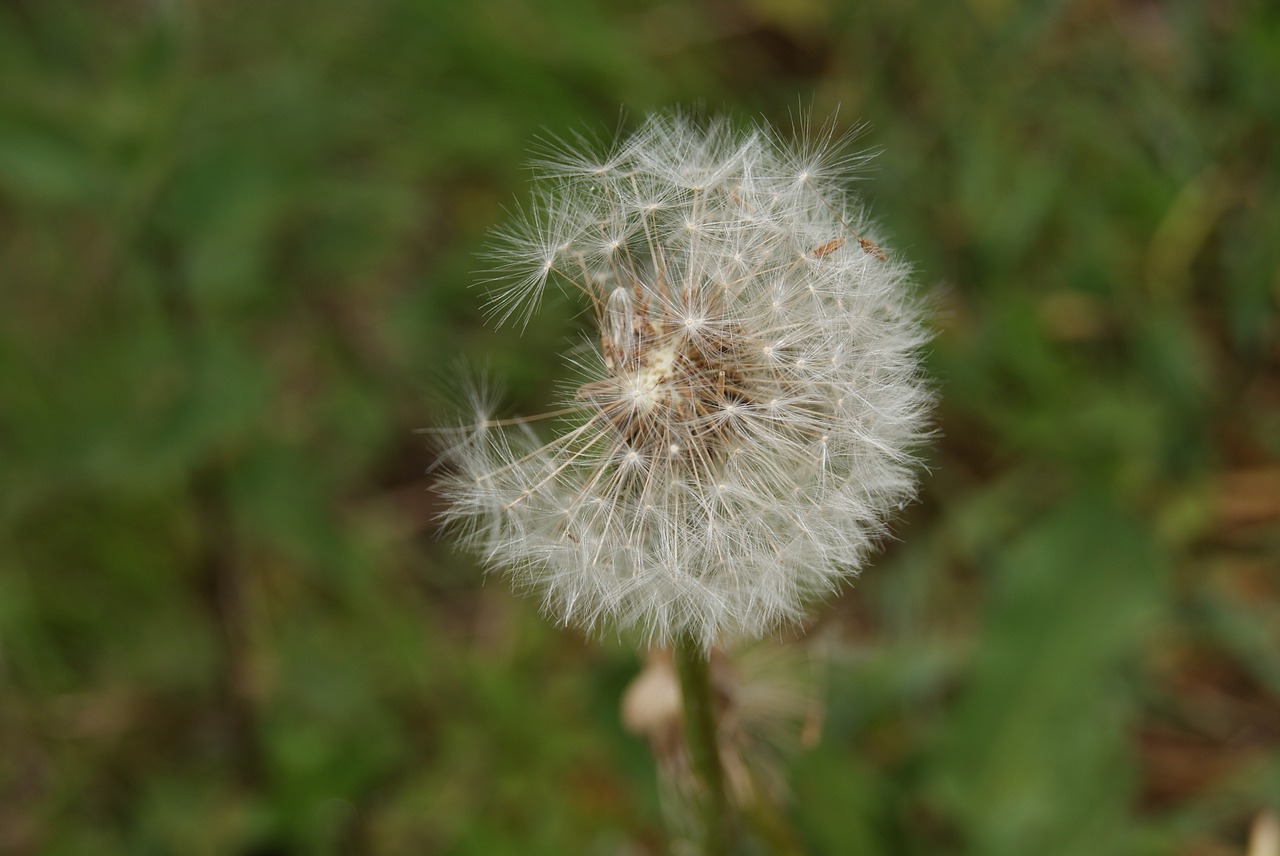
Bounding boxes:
[438,113,933,649]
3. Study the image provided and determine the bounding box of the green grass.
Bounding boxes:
[2,1,1278,853]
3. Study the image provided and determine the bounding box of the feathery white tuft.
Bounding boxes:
[439,113,933,649]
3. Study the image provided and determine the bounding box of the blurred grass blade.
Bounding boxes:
[934,498,1165,856]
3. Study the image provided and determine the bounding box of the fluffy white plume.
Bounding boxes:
[439,114,933,649]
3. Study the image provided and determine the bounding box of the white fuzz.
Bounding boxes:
[439,114,932,649]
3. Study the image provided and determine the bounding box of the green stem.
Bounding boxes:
[673,637,732,855]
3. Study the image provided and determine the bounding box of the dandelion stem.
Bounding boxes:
[673,637,732,855]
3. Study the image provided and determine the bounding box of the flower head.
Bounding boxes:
[440,114,932,649]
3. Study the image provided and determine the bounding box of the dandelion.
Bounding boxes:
[439,113,932,651]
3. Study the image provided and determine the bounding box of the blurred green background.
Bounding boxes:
[2,0,1278,853]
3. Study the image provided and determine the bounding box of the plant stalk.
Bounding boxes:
[673,637,732,855]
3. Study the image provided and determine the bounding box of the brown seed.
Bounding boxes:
[857,236,887,261]
[810,237,845,258]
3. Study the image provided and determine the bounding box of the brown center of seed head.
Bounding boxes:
[576,312,752,464]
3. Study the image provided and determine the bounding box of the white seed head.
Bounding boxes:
[439,114,933,649]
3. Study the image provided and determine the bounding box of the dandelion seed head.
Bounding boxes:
[439,113,933,649]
